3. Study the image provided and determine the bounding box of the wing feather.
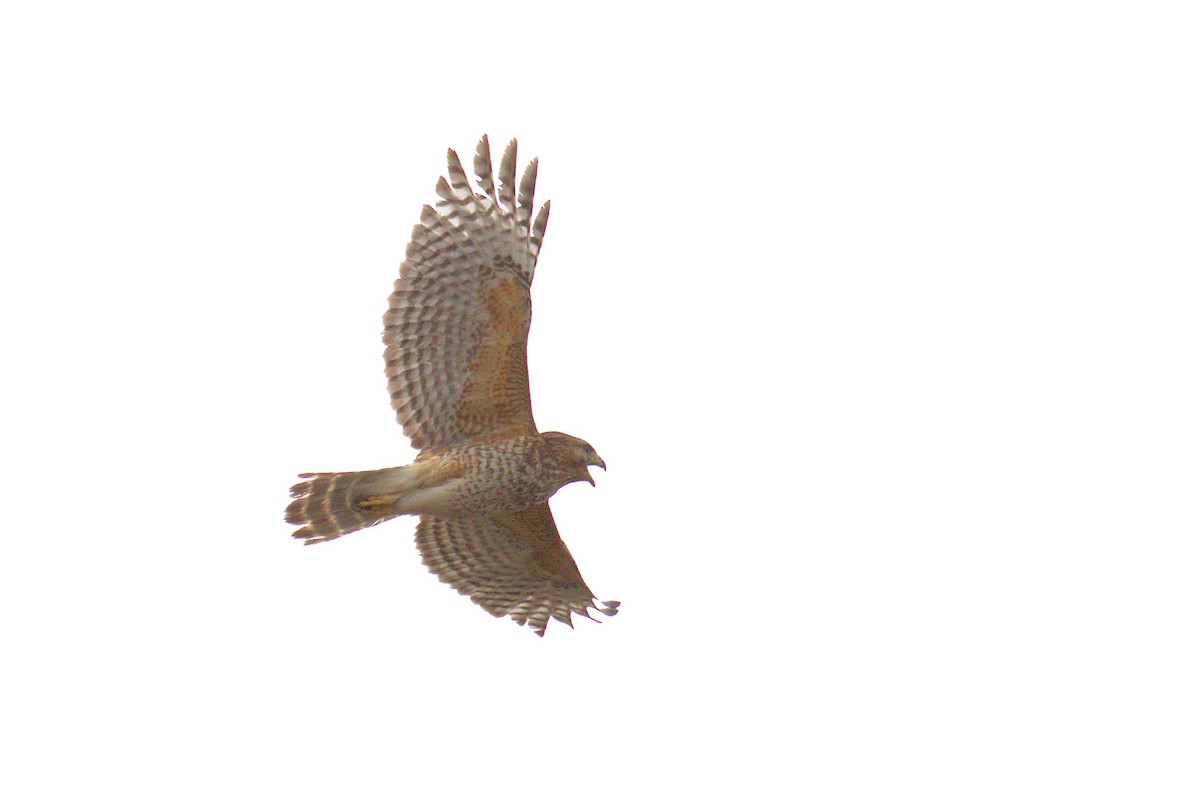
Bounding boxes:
[498,138,518,213]
[516,158,537,231]
[473,134,495,199]
[531,200,550,259]
[384,136,548,449]
[415,504,619,636]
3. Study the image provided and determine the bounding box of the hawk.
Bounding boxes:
[286,135,618,636]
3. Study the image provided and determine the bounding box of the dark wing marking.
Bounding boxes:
[415,503,619,636]
[383,136,552,450]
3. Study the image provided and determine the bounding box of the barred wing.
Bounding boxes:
[415,504,619,636]
[384,135,551,450]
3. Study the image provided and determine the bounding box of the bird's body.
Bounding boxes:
[288,431,601,531]
[286,136,617,636]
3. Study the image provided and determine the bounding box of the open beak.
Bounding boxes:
[583,456,606,487]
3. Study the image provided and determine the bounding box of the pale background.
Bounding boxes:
[2,1,1197,809]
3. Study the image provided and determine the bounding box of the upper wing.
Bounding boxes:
[415,503,619,636]
[383,135,551,450]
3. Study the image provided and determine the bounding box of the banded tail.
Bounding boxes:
[286,467,411,544]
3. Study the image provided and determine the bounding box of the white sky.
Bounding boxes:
[2,1,1198,809]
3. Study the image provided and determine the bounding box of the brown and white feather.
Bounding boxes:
[416,504,618,637]
[289,135,615,637]
[383,136,550,451]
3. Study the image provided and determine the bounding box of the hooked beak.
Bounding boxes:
[583,455,606,487]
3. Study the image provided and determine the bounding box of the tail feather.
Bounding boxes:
[286,468,405,544]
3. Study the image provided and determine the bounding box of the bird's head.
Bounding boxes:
[541,431,606,488]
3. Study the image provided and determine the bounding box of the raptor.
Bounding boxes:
[286,136,618,636]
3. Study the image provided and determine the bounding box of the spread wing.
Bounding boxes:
[383,135,551,450]
[415,504,619,636]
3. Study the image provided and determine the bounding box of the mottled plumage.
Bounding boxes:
[286,136,617,636]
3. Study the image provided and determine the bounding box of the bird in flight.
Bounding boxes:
[286,135,618,636]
